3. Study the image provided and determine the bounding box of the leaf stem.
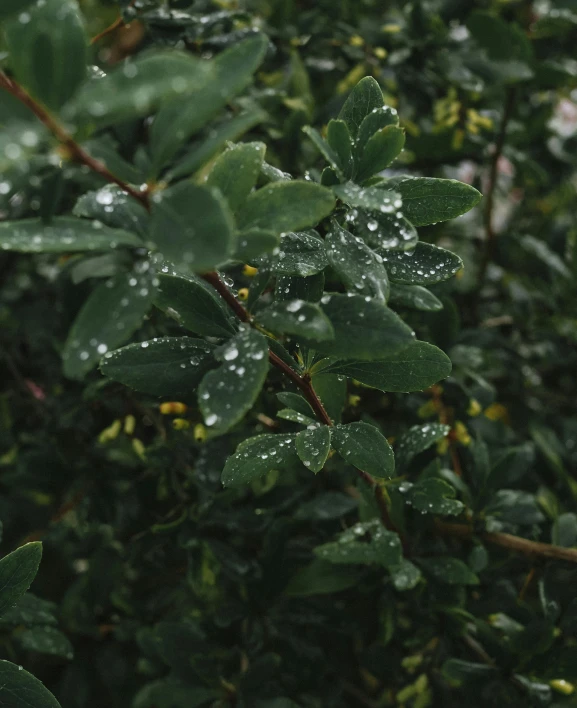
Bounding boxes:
[201,271,400,533]
[478,87,516,285]
[435,519,577,564]
[0,70,150,210]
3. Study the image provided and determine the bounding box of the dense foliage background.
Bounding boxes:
[1,1,577,707]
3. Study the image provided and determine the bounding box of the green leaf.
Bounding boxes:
[206,142,266,213]
[63,270,157,379]
[285,559,359,596]
[405,478,464,516]
[311,371,346,424]
[325,223,389,301]
[295,425,331,473]
[100,337,215,397]
[356,210,418,251]
[68,51,213,127]
[150,183,234,273]
[333,182,401,213]
[18,626,73,658]
[442,659,497,683]
[263,232,328,277]
[167,108,266,181]
[0,217,143,253]
[0,594,57,628]
[385,177,482,226]
[309,293,414,361]
[4,0,87,110]
[419,557,479,585]
[302,126,344,177]
[326,120,354,178]
[380,242,464,285]
[389,283,443,312]
[198,328,269,434]
[221,434,299,487]
[389,559,422,591]
[237,181,335,234]
[155,269,237,338]
[315,520,401,567]
[396,423,451,470]
[276,392,315,418]
[277,409,317,426]
[0,661,62,708]
[0,0,36,20]
[0,543,42,618]
[150,35,268,173]
[468,11,533,65]
[338,77,384,138]
[486,490,545,526]
[356,125,405,182]
[257,300,334,341]
[234,229,280,261]
[322,340,452,392]
[73,186,148,238]
[332,421,394,478]
[294,492,358,520]
[276,274,325,302]
[357,105,399,155]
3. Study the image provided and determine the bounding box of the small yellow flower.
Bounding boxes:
[454,421,472,446]
[550,679,574,696]
[243,264,258,277]
[484,402,508,422]
[172,418,190,431]
[159,401,188,415]
[467,399,482,417]
[98,419,122,444]
[193,423,207,442]
[374,47,388,59]
[349,34,364,47]
[132,438,146,460]
[238,287,249,301]
[381,23,401,33]
[124,415,136,435]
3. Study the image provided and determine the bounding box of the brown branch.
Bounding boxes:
[435,520,577,564]
[478,87,516,285]
[201,271,400,533]
[0,70,149,210]
[90,0,136,45]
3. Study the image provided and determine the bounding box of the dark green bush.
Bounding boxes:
[1,1,577,706]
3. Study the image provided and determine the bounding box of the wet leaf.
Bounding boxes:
[295,425,331,473]
[380,242,464,285]
[257,299,334,341]
[332,421,394,478]
[0,661,62,708]
[100,337,215,397]
[0,543,42,618]
[198,328,269,434]
[315,519,401,567]
[221,434,299,487]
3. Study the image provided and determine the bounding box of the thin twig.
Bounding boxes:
[0,71,149,209]
[478,87,516,285]
[90,0,136,45]
[435,520,577,564]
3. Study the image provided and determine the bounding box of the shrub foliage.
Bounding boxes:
[1,1,577,707]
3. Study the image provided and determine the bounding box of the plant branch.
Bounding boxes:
[201,271,400,533]
[0,70,149,209]
[435,519,577,564]
[478,87,516,285]
[90,0,137,45]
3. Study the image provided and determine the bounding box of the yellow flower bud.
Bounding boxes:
[243,265,258,277]
[484,403,508,422]
[124,415,136,435]
[381,23,401,33]
[454,421,472,446]
[193,423,207,442]
[98,419,122,444]
[172,418,190,431]
[348,394,361,407]
[374,47,387,59]
[238,287,249,301]
[550,679,574,695]
[467,399,482,417]
[349,34,364,46]
[159,402,188,415]
[132,438,146,459]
